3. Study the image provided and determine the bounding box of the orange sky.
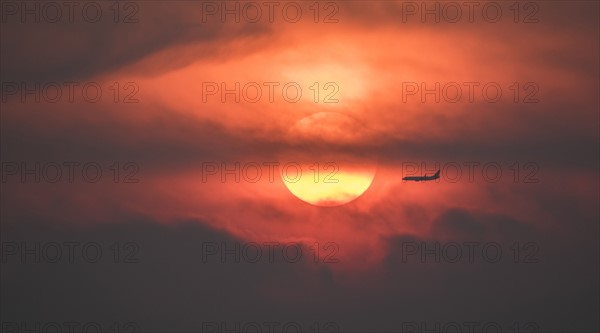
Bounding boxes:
[1,1,599,272]
[1,1,599,331]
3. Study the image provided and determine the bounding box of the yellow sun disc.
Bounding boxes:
[280,112,377,207]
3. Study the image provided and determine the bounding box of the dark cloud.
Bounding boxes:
[2,214,597,332]
[0,2,273,82]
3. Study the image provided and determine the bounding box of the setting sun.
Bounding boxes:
[279,112,378,206]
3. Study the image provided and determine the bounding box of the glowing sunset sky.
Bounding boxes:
[1,1,598,332]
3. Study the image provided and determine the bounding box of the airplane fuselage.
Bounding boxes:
[402,170,441,182]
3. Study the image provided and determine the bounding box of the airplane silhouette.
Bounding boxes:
[402,169,440,182]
